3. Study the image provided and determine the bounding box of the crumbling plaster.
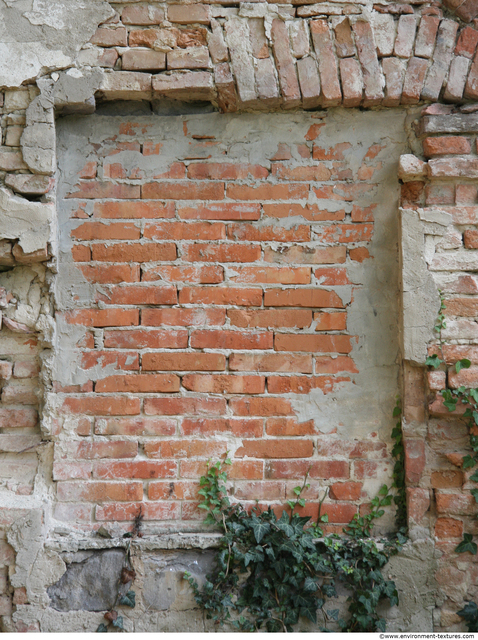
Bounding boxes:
[0,0,464,632]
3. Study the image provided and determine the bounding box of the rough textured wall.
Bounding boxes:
[51,108,405,533]
[0,0,477,632]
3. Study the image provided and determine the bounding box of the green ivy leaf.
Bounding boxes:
[455,534,477,555]
[426,354,442,369]
[119,590,136,608]
[96,624,108,633]
[456,359,472,373]
[112,616,124,630]
[458,602,478,632]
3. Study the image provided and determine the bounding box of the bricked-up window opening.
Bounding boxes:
[54,108,404,533]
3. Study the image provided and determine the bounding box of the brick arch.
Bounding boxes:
[83,5,478,112]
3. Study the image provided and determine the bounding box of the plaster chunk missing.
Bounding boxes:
[0,187,53,254]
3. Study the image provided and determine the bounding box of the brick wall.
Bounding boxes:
[52,110,403,534]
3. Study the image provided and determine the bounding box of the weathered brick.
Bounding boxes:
[228,309,312,328]
[181,418,262,437]
[179,287,262,306]
[142,352,225,371]
[121,5,165,25]
[61,397,141,417]
[96,502,180,521]
[401,57,428,104]
[329,481,362,501]
[423,135,471,156]
[95,417,176,436]
[152,71,215,101]
[274,334,354,353]
[95,374,180,393]
[64,308,139,327]
[90,27,127,47]
[236,439,313,458]
[296,57,321,109]
[168,4,211,24]
[422,19,459,101]
[404,439,426,484]
[270,19,301,108]
[183,243,261,263]
[142,308,225,326]
[224,18,257,107]
[455,26,478,58]
[264,245,346,264]
[94,201,175,219]
[415,15,440,58]
[122,50,166,71]
[339,58,363,107]
[310,20,342,106]
[230,397,294,417]
[167,46,210,70]
[382,57,405,107]
[435,517,464,539]
[352,20,384,105]
[444,55,471,102]
[229,353,312,373]
[264,288,344,308]
[144,397,226,416]
[266,417,315,436]
[394,15,417,58]
[103,328,186,349]
[407,488,430,524]
[215,62,238,113]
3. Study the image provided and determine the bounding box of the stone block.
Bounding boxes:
[167,47,210,70]
[99,71,152,100]
[152,71,215,101]
[122,50,166,71]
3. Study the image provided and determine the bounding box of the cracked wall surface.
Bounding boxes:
[0,0,477,632]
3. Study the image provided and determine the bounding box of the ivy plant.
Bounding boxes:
[185,452,405,632]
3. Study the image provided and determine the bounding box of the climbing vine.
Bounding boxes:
[425,291,478,628]
[96,509,143,632]
[185,444,407,632]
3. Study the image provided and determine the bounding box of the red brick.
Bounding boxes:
[144,221,225,241]
[449,365,478,388]
[314,224,373,244]
[97,285,178,306]
[236,439,313,458]
[227,222,310,243]
[148,481,199,501]
[264,245,346,264]
[431,470,463,488]
[353,460,379,479]
[180,459,263,480]
[187,163,268,180]
[274,334,354,354]
[226,183,308,201]
[229,353,312,373]
[53,461,92,481]
[350,441,387,459]
[178,287,262,306]
[349,247,370,262]
[310,20,342,106]
[352,20,383,106]
[320,503,357,524]
[63,309,139,327]
[142,264,224,284]
[142,308,225,326]
[423,136,472,156]
[94,201,175,219]
[57,481,142,502]
[103,328,187,349]
[80,264,140,284]
[183,243,261,263]
[401,56,428,104]
[129,28,171,48]
[445,297,478,316]
[80,351,139,371]
[145,440,227,459]
[235,481,286,501]
[67,181,139,199]
[405,439,426,484]
[90,27,127,47]
[329,481,362,501]
[264,288,344,308]
[122,49,166,71]
[71,245,91,262]
[270,18,301,107]
[265,417,315,436]
[267,375,347,395]
[95,374,180,393]
[442,345,478,364]
[436,492,477,515]
[455,26,478,58]
[314,312,347,330]
[229,267,310,285]
[182,374,265,394]
[415,15,440,58]
[264,202,346,222]
[91,242,177,263]
[229,397,294,417]
[228,309,312,328]
[96,502,180,521]
[464,230,478,248]
[61,397,141,416]
[93,460,176,479]
[181,418,262,437]
[168,4,210,24]
[190,329,272,350]
[95,417,176,436]
[455,184,478,204]
[435,517,464,539]
[314,268,350,285]
[142,352,225,371]
[178,203,260,220]
[121,5,165,25]
[144,397,226,416]
[142,181,224,200]
[71,221,140,241]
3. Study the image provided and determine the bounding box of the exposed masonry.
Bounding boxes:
[0,0,478,632]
